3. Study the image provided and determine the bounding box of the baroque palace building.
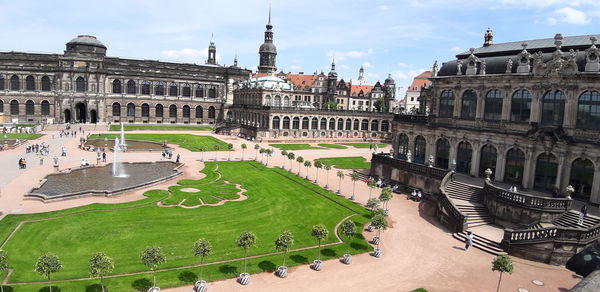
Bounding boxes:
[390,30,600,204]
[228,8,395,141]
[0,35,250,125]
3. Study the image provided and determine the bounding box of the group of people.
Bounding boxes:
[18,158,27,169]
[25,143,49,155]
[408,189,423,202]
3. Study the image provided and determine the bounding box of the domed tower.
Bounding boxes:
[325,59,338,105]
[383,74,396,112]
[64,35,106,58]
[258,4,277,73]
[207,36,217,65]
[358,65,365,85]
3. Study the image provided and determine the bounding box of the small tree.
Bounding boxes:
[193,239,213,280]
[89,252,114,292]
[265,149,273,165]
[341,221,356,255]
[304,160,312,179]
[280,150,288,167]
[492,254,514,292]
[371,214,388,249]
[227,143,234,161]
[350,172,360,200]
[287,152,295,171]
[337,170,345,193]
[237,231,257,274]
[274,231,294,267]
[213,144,219,161]
[241,143,247,160]
[0,250,8,292]
[379,186,393,212]
[140,246,166,288]
[365,198,380,214]
[259,148,266,163]
[311,225,329,261]
[199,146,205,161]
[254,144,260,159]
[324,164,332,188]
[296,156,304,175]
[35,253,62,292]
[367,179,377,199]
[314,160,323,183]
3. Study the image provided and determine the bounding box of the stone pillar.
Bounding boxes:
[555,151,566,190]
[522,149,536,189]
[563,94,577,128]
[495,148,506,182]
[530,90,542,123]
[590,163,600,204]
[475,94,484,120]
[448,140,457,169]
[501,94,511,121]
[470,142,481,177]
[453,91,462,118]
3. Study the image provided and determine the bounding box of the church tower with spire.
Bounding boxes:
[206,34,217,65]
[258,4,277,73]
[358,65,365,85]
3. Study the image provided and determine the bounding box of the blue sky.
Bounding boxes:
[0,0,599,97]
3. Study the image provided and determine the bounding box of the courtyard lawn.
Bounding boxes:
[338,142,388,149]
[317,143,348,149]
[0,161,371,291]
[88,133,229,151]
[315,156,371,169]
[109,124,212,131]
[2,133,43,140]
[269,143,323,150]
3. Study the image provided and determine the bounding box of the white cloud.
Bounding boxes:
[377,5,389,10]
[397,62,408,68]
[326,49,374,61]
[340,64,350,70]
[451,46,462,52]
[366,72,380,79]
[362,62,373,68]
[553,7,590,24]
[547,17,558,24]
[161,48,221,63]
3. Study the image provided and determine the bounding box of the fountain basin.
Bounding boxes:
[27,161,183,200]
[83,139,170,152]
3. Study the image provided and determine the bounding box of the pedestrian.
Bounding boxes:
[450,170,456,182]
[39,155,44,165]
[578,204,588,226]
[370,145,373,151]
[102,151,107,162]
[465,231,474,250]
[176,154,180,163]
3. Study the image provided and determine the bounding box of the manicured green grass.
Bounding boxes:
[317,143,348,149]
[2,133,43,140]
[315,157,371,169]
[410,289,429,292]
[338,142,388,149]
[109,125,212,131]
[0,161,371,291]
[164,164,240,207]
[269,143,323,150]
[88,134,229,151]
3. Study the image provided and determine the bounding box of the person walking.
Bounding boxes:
[578,204,588,226]
[465,231,474,250]
[102,151,107,163]
[176,154,180,163]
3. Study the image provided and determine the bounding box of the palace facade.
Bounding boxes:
[0,35,250,125]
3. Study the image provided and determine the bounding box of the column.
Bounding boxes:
[470,142,481,177]
[425,135,435,165]
[590,164,600,204]
[501,94,511,121]
[522,149,535,189]
[495,148,506,182]
[475,94,484,120]
[562,94,577,128]
[448,140,457,169]
[555,152,566,190]
[530,90,542,123]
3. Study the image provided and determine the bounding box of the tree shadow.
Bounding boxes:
[218,264,238,276]
[350,242,370,251]
[178,270,198,282]
[85,284,104,292]
[38,287,61,292]
[290,254,308,264]
[0,286,14,292]
[132,278,152,292]
[321,248,337,257]
[258,260,276,272]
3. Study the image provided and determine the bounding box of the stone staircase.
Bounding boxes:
[552,210,600,229]
[452,231,505,255]
[445,181,493,228]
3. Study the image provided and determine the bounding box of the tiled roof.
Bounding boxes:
[286,74,318,88]
[457,34,600,57]
[350,85,374,96]
[407,71,431,92]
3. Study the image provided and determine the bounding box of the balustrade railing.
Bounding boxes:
[393,114,428,124]
[371,154,447,180]
[483,181,572,211]
[504,223,600,246]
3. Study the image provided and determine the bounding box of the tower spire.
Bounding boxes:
[258,1,277,73]
[268,0,272,26]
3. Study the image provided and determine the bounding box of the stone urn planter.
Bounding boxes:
[193,280,207,292]
[277,266,288,278]
[373,248,382,258]
[148,287,160,292]
[238,273,250,285]
[366,225,374,232]
[311,259,322,271]
[371,236,380,245]
[342,254,352,265]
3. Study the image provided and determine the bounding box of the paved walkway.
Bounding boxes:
[0,130,581,291]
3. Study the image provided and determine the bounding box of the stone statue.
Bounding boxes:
[506,59,513,73]
[428,155,434,167]
[407,151,412,163]
[481,60,486,75]
[456,60,463,75]
[432,60,439,77]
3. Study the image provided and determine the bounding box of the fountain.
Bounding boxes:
[112,137,128,178]
[119,122,127,150]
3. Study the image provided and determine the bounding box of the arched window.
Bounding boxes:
[361,119,369,130]
[439,90,455,118]
[195,85,204,98]
[292,117,300,129]
[353,119,359,130]
[460,90,477,120]
[195,106,203,118]
[141,80,151,95]
[435,138,450,169]
[569,158,595,201]
[0,75,4,90]
[41,100,50,115]
[329,118,335,130]
[25,100,34,115]
[320,118,327,129]
[371,120,379,131]
[208,86,217,98]
[541,90,565,126]
[155,104,163,118]
[169,104,177,118]
[41,76,51,91]
[272,116,281,129]
[510,89,531,122]
[208,106,215,118]
[484,89,503,121]
[183,105,190,118]
[25,75,35,91]
[398,133,409,159]
[126,103,135,117]
[337,118,343,130]
[76,77,86,92]
[0,100,4,113]
[169,82,178,96]
[302,117,309,129]
[479,144,497,178]
[10,100,18,115]
[534,153,558,191]
[10,75,19,91]
[182,84,191,97]
[310,117,318,129]
[274,96,281,107]
[126,80,136,94]
[141,103,150,117]
[112,102,121,116]
[154,81,165,95]
[112,80,122,93]
[283,96,290,107]
[414,136,426,164]
[346,119,352,130]
[381,120,390,132]
[576,91,600,130]
[504,148,525,186]
[456,141,472,174]
[283,117,290,129]
[264,95,272,106]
